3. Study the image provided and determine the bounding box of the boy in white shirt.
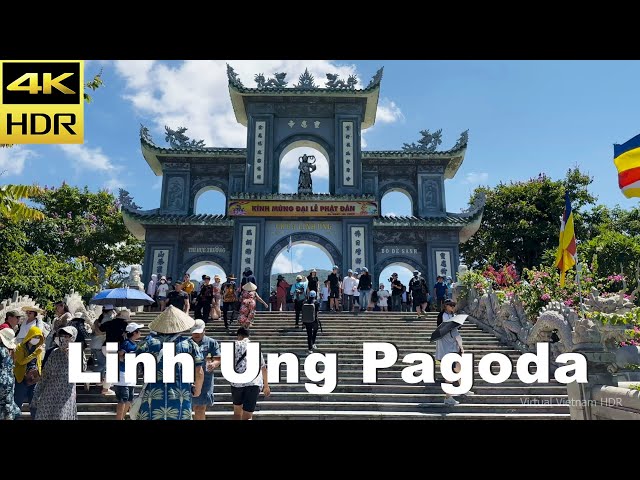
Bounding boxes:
[320,280,330,312]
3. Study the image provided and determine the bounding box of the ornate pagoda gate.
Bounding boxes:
[122,65,485,301]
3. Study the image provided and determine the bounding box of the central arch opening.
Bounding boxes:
[269,240,335,307]
[378,262,418,312]
[187,261,227,291]
[279,144,330,194]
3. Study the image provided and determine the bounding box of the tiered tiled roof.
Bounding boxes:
[121,207,233,240]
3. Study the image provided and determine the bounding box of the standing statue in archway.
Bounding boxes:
[297,154,317,194]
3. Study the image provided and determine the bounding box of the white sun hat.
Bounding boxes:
[0,328,17,349]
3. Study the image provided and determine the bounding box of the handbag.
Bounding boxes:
[25,368,41,386]
[129,333,181,420]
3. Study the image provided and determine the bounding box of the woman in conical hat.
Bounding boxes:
[133,306,204,420]
[238,282,268,328]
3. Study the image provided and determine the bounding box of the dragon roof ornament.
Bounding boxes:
[226,65,381,92]
[402,129,469,153]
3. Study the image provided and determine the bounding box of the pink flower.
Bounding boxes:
[540,294,551,301]
[564,299,574,306]
[620,342,627,347]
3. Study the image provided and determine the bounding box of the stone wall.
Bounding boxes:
[455,282,640,420]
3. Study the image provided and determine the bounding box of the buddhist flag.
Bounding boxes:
[614,133,640,198]
[554,192,577,287]
[286,235,292,253]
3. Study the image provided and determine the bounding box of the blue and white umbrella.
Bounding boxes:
[89,287,155,307]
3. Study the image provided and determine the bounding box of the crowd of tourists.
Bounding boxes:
[273,267,454,317]
[0,302,272,420]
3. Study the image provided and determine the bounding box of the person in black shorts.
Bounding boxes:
[229,327,271,420]
[409,270,428,317]
[327,265,341,312]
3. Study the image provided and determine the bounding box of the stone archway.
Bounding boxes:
[178,254,231,280]
[190,179,228,214]
[379,182,419,217]
[374,255,427,281]
[274,134,335,194]
[262,232,343,292]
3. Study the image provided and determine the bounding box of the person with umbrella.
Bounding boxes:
[430,300,473,405]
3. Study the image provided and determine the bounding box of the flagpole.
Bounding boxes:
[575,247,586,319]
[289,236,293,274]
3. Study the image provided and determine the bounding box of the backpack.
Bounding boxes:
[294,284,306,302]
[437,311,445,327]
[411,277,426,294]
[223,283,237,303]
[371,290,379,303]
[302,303,317,324]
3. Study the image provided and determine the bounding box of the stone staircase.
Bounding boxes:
[22,311,571,420]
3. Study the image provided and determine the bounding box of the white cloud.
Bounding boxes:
[57,144,116,172]
[114,60,361,150]
[151,178,163,190]
[385,212,397,217]
[463,172,489,185]
[103,178,126,192]
[376,98,404,124]
[272,252,303,273]
[361,98,404,149]
[0,146,36,177]
[56,144,125,193]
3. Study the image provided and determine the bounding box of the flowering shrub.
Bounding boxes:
[457,270,490,299]
[620,324,640,348]
[601,274,627,293]
[482,264,520,288]
[509,264,596,321]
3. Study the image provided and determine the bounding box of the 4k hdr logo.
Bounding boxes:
[0,60,84,144]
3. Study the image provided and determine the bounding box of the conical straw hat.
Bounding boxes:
[148,306,195,334]
[242,282,258,292]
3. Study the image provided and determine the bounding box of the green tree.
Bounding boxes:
[579,230,640,290]
[22,184,144,281]
[582,204,640,239]
[0,184,45,222]
[460,168,596,271]
[0,250,97,310]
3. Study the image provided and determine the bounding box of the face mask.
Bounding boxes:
[29,338,40,346]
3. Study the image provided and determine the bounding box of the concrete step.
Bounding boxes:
[68,400,569,414]
[67,310,569,420]
[32,411,569,420]
[75,382,568,393]
[68,392,568,404]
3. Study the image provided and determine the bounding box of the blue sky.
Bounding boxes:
[2,60,638,289]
